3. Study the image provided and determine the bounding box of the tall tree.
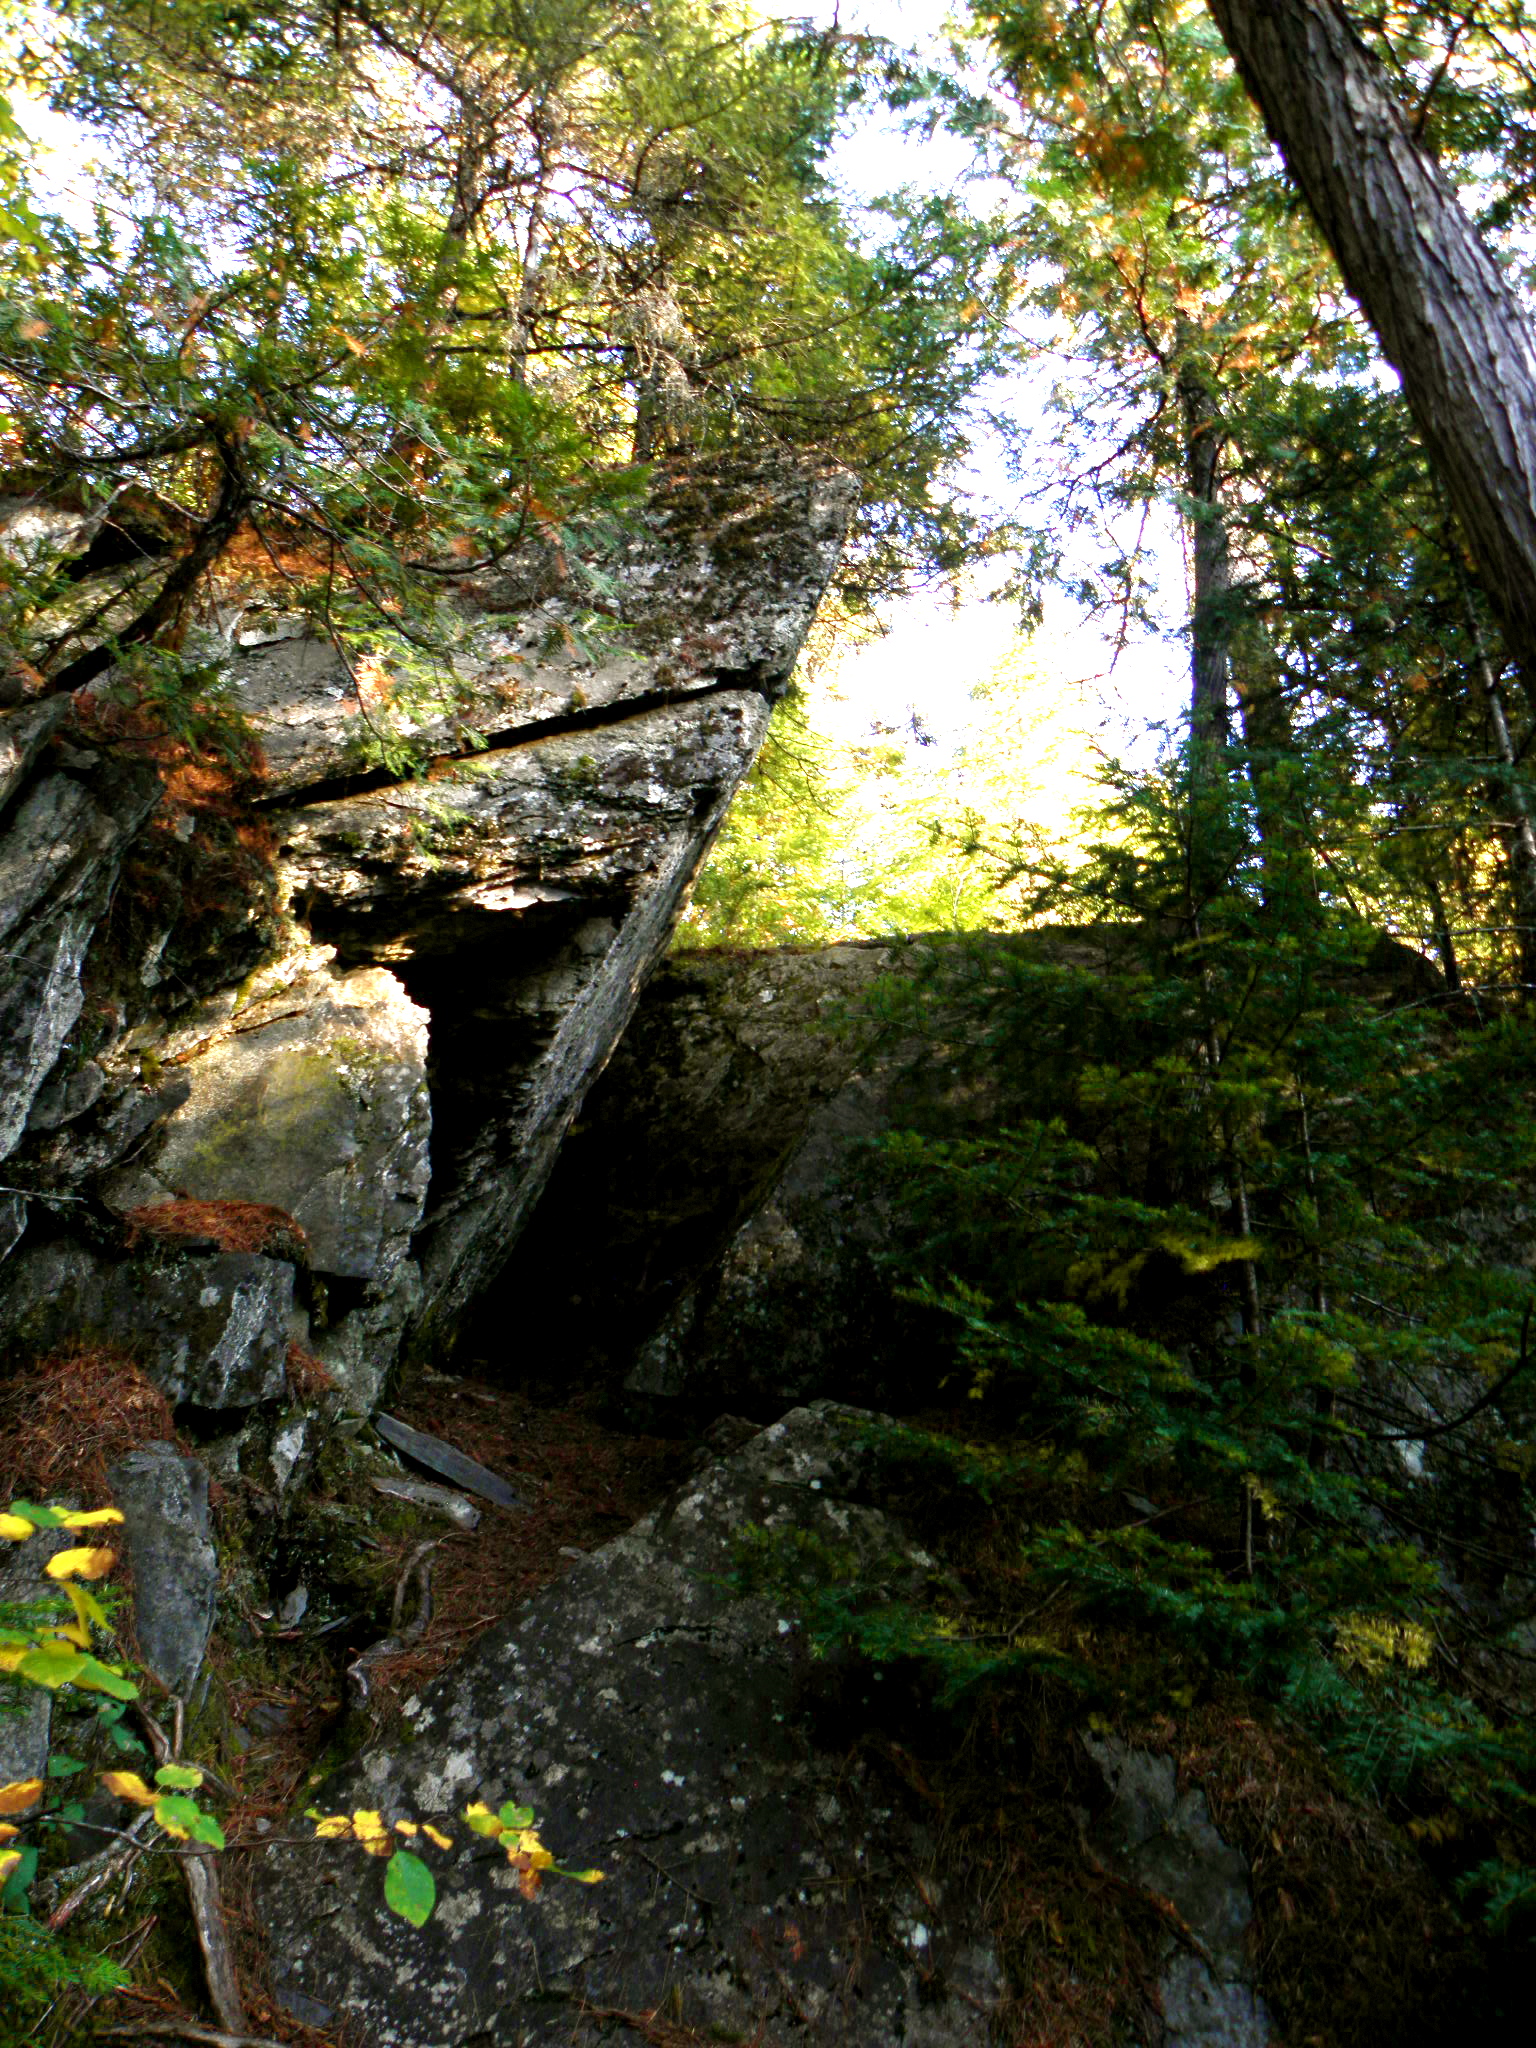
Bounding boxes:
[1202,0,1536,694]
[1,2,1010,699]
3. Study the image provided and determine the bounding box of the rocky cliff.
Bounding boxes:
[0,489,1477,2048]
[0,461,850,1421]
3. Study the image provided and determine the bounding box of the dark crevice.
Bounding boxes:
[254,662,783,813]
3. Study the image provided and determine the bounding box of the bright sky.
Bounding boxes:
[758,0,1188,791]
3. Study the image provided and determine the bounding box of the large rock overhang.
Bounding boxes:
[0,457,851,1402]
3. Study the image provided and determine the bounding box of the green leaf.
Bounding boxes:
[5,1503,64,1530]
[154,1763,204,1790]
[16,1645,85,1689]
[189,1811,226,1849]
[498,1803,536,1832]
[46,1754,86,1778]
[383,1848,436,1928]
[1,1844,38,1914]
[152,1794,206,1839]
[72,1656,137,1700]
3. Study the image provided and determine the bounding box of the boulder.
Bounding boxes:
[258,1403,1002,2045]
[0,1240,292,1410]
[0,460,848,1390]
[132,962,431,1285]
[1084,1733,1273,2048]
[108,1444,218,1699]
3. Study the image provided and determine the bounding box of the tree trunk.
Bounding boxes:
[1179,358,1234,748]
[48,435,250,695]
[1204,0,1536,695]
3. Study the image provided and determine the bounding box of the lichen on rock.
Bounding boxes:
[258,1403,1001,2047]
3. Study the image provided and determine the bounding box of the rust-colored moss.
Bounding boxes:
[0,1345,181,1503]
[124,1199,309,1265]
[285,1341,335,1400]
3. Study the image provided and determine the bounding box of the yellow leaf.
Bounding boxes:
[0,1779,43,1815]
[338,330,368,357]
[100,1771,157,1806]
[464,1801,503,1838]
[351,1809,393,1856]
[0,1849,21,1887]
[0,1821,18,1841]
[0,1648,24,1673]
[58,1509,124,1530]
[0,1514,34,1541]
[63,1582,109,1638]
[509,1830,553,1871]
[394,1819,419,1837]
[422,1825,453,1851]
[44,1547,116,1582]
[310,1814,353,1840]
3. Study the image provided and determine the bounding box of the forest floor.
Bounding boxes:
[6,1358,1500,2048]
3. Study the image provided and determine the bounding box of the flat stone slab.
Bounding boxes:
[259,1404,1001,2045]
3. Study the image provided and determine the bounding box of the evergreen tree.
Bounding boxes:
[0,2,1012,699]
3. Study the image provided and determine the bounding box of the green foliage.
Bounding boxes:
[739,740,1536,1968]
[0,1503,141,2037]
[0,0,1013,713]
[0,1915,130,2043]
[678,623,1097,947]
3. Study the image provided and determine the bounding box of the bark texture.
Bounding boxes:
[1179,357,1235,747]
[1205,0,1536,686]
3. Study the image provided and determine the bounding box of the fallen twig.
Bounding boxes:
[348,1537,439,1703]
[101,2021,289,2048]
[47,1809,155,1930]
[183,1848,249,2036]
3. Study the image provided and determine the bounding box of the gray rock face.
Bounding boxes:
[468,941,919,1403]
[1083,1734,1273,2048]
[107,1445,218,1698]
[0,1192,24,1266]
[136,963,430,1284]
[0,759,159,1161]
[0,696,67,816]
[0,1240,292,1409]
[259,1404,1001,2046]
[230,467,851,801]
[0,461,847,1404]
